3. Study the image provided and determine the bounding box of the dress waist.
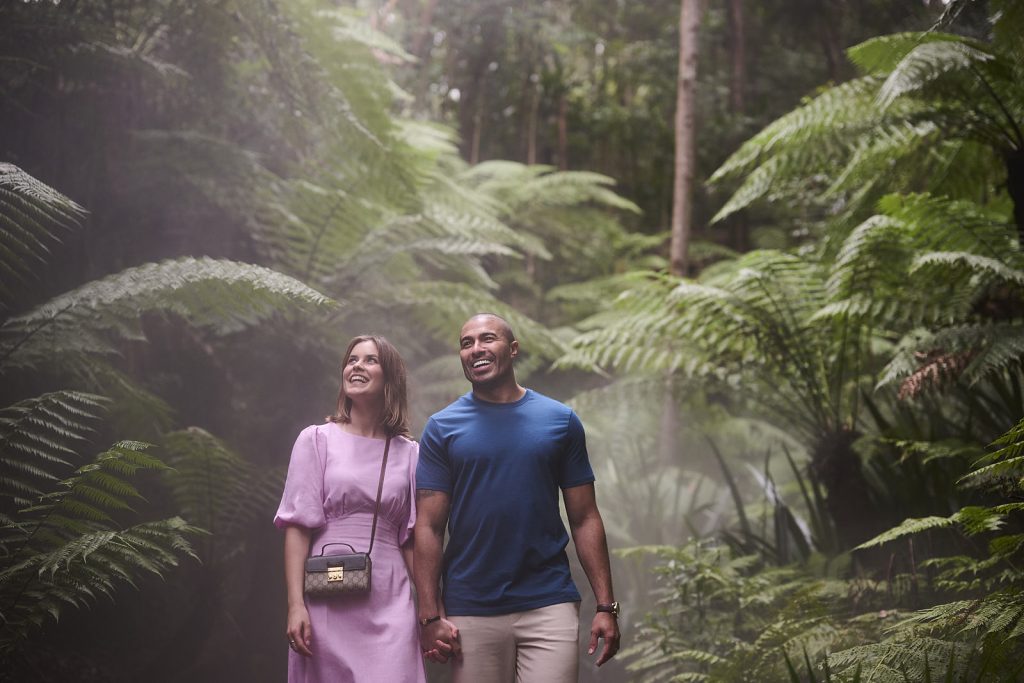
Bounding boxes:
[310,514,401,555]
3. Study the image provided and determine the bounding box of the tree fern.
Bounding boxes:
[0,391,106,509]
[824,418,1024,679]
[0,256,333,372]
[562,250,859,443]
[0,441,201,654]
[0,164,85,311]
[161,427,282,564]
[709,12,1023,240]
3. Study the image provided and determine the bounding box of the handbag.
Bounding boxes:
[303,435,391,598]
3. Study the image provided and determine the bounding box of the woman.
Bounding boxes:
[275,335,450,682]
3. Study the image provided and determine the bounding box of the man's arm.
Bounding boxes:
[413,488,460,661]
[564,482,620,667]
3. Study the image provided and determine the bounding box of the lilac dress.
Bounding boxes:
[275,423,425,683]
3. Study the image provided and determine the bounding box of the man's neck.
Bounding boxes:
[471,381,526,404]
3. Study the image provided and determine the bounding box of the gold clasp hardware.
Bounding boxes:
[327,566,344,582]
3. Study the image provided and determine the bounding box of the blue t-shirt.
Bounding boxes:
[416,389,595,616]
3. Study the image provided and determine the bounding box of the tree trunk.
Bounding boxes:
[817,1,844,81]
[526,83,539,165]
[669,0,701,277]
[811,429,880,550]
[410,0,439,59]
[470,103,483,165]
[727,0,745,114]
[556,92,568,170]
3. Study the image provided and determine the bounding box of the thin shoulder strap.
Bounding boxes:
[366,436,392,556]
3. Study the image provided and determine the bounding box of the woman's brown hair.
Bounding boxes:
[329,335,411,438]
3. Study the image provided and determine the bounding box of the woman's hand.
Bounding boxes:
[287,604,314,657]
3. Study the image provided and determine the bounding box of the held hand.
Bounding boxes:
[286,605,313,657]
[588,612,620,667]
[421,618,460,663]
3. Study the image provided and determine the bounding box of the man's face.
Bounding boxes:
[459,316,518,387]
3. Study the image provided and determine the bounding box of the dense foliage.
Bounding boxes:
[564,1,1024,680]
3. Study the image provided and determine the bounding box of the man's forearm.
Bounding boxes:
[413,526,444,617]
[414,488,451,621]
[572,513,615,603]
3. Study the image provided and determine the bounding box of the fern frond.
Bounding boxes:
[162,427,282,561]
[847,32,966,76]
[0,257,333,370]
[0,516,200,651]
[0,436,201,654]
[710,76,882,187]
[877,39,995,108]
[855,515,958,550]
[0,163,86,309]
[386,281,564,361]
[0,391,107,506]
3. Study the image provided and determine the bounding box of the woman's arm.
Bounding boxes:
[284,525,314,657]
[401,536,416,578]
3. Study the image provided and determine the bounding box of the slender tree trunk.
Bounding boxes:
[526,84,539,165]
[556,92,568,170]
[727,0,745,114]
[410,0,439,59]
[470,104,482,164]
[817,0,844,81]
[670,0,701,277]
[726,0,749,252]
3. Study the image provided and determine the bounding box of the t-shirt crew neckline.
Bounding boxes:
[469,388,533,408]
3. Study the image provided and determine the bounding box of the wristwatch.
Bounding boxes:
[419,615,441,627]
[596,602,620,617]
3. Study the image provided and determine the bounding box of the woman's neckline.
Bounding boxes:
[327,421,389,442]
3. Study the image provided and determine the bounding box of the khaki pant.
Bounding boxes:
[449,602,580,683]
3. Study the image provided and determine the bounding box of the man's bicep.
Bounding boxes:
[562,482,598,526]
[416,489,451,531]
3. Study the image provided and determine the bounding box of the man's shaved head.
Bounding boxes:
[462,313,516,344]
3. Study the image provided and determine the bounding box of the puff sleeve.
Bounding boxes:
[398,440,419,546]
[274,425,327,530]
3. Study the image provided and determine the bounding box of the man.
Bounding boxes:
[414,313,620,682]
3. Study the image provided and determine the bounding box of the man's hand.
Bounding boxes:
[421,618,460,663]
[587,612,620,666]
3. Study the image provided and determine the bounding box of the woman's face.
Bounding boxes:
[342,340,385,402]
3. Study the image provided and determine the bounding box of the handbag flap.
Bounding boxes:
[305,553,369,572]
